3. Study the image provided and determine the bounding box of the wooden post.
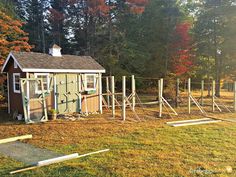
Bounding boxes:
[20,80,28,122]
[26,73,30,120]
[98,73,103,114]
[176,78,179,108]
[201,80,204,106]
[207,80,211,97]
[84,96,88,116]
[111,76,115,118]
[158,79,163,118]
[41,78,48,121]
[212,80,215,112]
[234,81,236,112]
[131,75,136,110]
[106,77,110,108]
[188,78,191,114]
[78,74,82,112]
[122,76,126,121]
[53,74,57,110]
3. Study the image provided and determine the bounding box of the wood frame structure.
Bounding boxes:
[18,74,236,122]
[20,78,48,123]
[121,76,140,121]
[158,78,178,118]
[212,80,231,113]
[101,75,137,121]
[102,76,236,120]
[187,78,207,115]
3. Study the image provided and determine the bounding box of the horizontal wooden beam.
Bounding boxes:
[170,120,221,127]
[166,118,211,124]
[166,118,222,127]
[0,134,32,144]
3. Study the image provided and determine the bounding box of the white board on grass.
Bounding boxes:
[167,118,221,127]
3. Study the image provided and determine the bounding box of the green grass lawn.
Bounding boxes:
[0,106,236,177]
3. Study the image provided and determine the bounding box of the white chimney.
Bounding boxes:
[49,44,62,57]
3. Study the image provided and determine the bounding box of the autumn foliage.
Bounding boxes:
[0,11,32,65]
[87,0,110,16]
[126,0,149,14]
[170,22,193,76]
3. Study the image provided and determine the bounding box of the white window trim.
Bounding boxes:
[13,73,20,93]
[34,73,50,94]
[85,74,96,91]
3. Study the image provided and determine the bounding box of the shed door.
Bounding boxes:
[56,74,67,113]
[67,74,80,113]
[56,74,80,114]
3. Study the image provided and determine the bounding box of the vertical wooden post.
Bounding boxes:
[78,74,82,112]
[212,80,215,112]
[176,78,179,108]
[234,81,236,112]
[161,78,163,115]
[106,77,110,108]
[40,78,48,121]
[131,75,136,110]
[207,80,211,97]
[98,73,103,114]
[158,78,163,118]
[53,74,57,110]
[20,80,28,122]
[201,80,204,106]
[122,76,126,121]
[188,78,191,114]
[26,73,30,119]
[84,96,88,116]
[111,76,115,118]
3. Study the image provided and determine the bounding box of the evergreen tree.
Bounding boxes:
[193,0,236,96]
[25,0,44,52]
[49,0,67,52]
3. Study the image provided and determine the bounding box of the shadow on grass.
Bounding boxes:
[0,103,25,125]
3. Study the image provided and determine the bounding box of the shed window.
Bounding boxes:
[14,61,18,68]
[13,73,20,93]
[35,73,50,93]
[85,74,96,90]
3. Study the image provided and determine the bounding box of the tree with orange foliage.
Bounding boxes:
[87,0,110,16]
[0,11,32,65]
[170,22,193,77]
[126,0,149,14]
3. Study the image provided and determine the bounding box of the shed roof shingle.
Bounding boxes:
[10,51,105,72]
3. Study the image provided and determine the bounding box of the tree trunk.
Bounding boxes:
[41,18,46,53]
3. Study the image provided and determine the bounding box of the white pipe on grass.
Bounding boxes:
[37,153,79,166]
[10,149,110,174]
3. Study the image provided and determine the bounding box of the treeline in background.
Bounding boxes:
[0,0,236,96]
